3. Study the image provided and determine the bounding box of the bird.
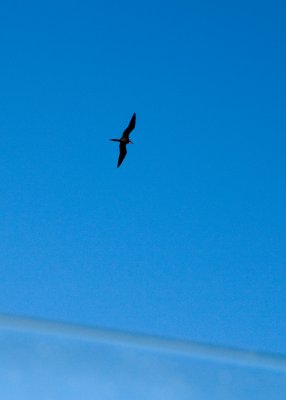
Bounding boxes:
[110,113,136,168]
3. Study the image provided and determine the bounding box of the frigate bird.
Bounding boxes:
[110,113,136,168]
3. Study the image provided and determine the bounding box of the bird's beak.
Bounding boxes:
[129,141,134,144]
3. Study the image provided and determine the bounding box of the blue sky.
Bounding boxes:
[0,0,285,355]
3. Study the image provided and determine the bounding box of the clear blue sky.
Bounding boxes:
[0,0,285,355]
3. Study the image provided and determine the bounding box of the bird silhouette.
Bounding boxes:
[110,113,136,168]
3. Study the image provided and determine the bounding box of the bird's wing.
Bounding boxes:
[121,113,136,139]
[117,142,127,167]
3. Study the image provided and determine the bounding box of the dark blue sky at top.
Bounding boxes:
[0,1,285,354]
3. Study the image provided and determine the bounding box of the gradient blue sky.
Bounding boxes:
[0,0,285,355]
